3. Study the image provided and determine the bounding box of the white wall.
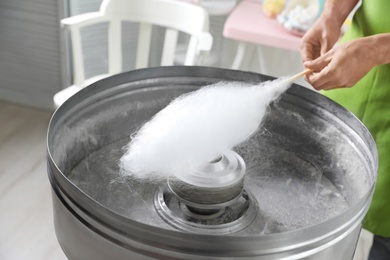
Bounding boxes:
[0,0,66,110]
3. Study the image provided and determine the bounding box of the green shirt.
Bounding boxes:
[323,0,390,236]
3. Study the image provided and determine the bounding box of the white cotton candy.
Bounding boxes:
[119,78,290,179]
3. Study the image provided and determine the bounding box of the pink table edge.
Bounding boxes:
[223,0,302,52]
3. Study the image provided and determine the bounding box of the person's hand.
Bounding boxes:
[303,38,376,90]
[300,16,343,63]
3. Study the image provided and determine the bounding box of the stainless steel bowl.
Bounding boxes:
[47,66,378,259]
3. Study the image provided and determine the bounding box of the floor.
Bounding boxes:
[0,101,373,260]
[0,102,67,260]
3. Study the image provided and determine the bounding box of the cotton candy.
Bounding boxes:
[120,78,290,179]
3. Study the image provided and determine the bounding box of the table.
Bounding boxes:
[223,0,302,69]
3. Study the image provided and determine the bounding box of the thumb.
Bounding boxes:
[303,52,332,72]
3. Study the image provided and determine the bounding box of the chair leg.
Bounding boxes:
[256,45,266,74]
[231,42,247,70]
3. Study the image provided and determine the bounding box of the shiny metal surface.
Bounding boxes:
[47,66,378,259]
[167,150,245,207]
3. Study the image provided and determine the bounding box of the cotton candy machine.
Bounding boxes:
[47,66,378,259]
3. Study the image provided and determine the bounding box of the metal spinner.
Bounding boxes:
[154,150,257,234]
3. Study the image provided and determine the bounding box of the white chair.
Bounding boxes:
[54,0,213,108]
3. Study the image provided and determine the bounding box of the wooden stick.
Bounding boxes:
[287,69,312,82]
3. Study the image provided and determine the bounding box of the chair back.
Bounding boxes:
[63,0,213,87]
